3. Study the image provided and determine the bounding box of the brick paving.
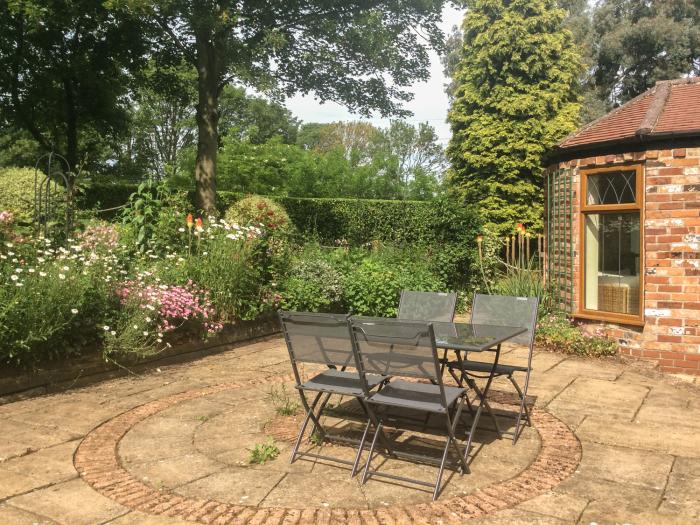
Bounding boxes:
[1,335,700,523]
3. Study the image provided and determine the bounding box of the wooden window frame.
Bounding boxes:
[577,164,645,326]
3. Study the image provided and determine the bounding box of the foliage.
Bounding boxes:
[280,247,344,313]
[121,182,191,254]
[0,167,44,225]
[267,385,300,416]
[104,277,222,357]
[218,86,300,145]
[107,0,448,212]
[0,0,148,172]
[590,0,700,107]
[492,258,549,313]
[157,217,278,321]
[446,0,582,235]
[248,438,280,465]
[0,237,115,367]
[536,313,617,357]
[224,195,291,234]
[342,252,443,317]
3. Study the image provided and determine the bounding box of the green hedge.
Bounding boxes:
[82,185,482,248]
[80,182,140,215]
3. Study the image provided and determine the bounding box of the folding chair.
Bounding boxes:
[279,311,387,476]
[398,290,457,322]
[446,294,539,444]
[349,316,470,500]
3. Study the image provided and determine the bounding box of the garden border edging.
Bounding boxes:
[0,314,280,404]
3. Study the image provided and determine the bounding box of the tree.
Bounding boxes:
[591,0,700,106]
[218,87,299,145]
[383,121,445,197]
[0,0,147,184]
[108,0,446,213]
[447,0,582,234]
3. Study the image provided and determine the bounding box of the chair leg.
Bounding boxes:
[509,375,530,445]
[290,391,324,464]
[351,418,372,477]
[361,421,383,485]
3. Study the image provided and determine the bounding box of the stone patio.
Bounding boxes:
[1,333,699,524]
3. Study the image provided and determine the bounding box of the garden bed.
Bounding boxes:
[0,314,280,403]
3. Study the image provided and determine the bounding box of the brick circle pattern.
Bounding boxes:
[74,374,582,525]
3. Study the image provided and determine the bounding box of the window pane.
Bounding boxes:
[584,212,640,315]
[587,170,636,205]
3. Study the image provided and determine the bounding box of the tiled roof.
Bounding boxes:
[557,78,700,151]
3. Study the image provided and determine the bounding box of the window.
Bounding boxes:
[579,165,643,324]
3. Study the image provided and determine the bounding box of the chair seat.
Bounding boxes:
[447,359,528,375]
[367,379,465,413]
[300,369,384,396]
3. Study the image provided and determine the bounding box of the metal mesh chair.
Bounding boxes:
[446,294,539,444]
[349,316,469,500]
[279,311,386,475]
[398,290,457,322]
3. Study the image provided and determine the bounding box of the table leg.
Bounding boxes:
[464,344,502,461]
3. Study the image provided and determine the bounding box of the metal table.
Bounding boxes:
[432,322,527,455]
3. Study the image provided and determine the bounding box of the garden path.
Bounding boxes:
[1,329,699,524]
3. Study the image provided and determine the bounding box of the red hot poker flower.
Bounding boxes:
[186,213,194,230]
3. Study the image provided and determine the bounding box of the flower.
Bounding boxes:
[195,217,203,233]
[186,213,194,230]
[10,274,18,281]
[58,273,66,280]
[103,325,110,331]
[71,308,79,314]
[39,271,47,277]
[515,223,526,234]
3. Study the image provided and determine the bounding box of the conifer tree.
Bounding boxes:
[447,0,582,235]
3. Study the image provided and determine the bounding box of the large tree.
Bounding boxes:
[447,0,582,234]
[109,0,446,213]
[591,0,700,107]
[0,0,147,183]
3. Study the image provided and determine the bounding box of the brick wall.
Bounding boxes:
[547,146,700,375]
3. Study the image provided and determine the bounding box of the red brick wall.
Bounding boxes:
[547,147,700,375]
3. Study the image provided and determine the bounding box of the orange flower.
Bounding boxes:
[476,235,483,244]
[186,213,194,230]
[195,217,203,232]
[516,223,525,233]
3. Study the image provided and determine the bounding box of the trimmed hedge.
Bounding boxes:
[81,184,482,248]
[79,182,140,214]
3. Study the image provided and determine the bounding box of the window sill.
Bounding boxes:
[573,311,646,327]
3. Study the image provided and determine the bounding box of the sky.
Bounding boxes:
[285,5,465,145]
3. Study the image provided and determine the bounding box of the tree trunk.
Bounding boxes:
[194,32,219,214]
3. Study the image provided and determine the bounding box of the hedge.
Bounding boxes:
[81,184,482,247]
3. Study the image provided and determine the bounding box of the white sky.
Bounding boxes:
[285,4,465,144]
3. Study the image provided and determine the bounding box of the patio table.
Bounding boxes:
[431,322,527,455]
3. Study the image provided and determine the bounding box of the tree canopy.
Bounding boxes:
[107,0,447,212]
[446,0,582,234]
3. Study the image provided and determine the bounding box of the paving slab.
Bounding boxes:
[7,479,129,525]
[1,335,699,524]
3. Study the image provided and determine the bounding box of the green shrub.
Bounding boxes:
[225,195,292,234]
[281,248,344,312]
[536,314,618,357]
[0,166,66,226]
[342,253,443,317]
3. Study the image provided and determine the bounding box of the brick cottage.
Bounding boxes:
[546,77,700,375]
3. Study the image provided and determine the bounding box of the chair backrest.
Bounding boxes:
[470,294,539,347]
[278,312,354,383]
[398,291,457,322]
[349,316,441,384]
